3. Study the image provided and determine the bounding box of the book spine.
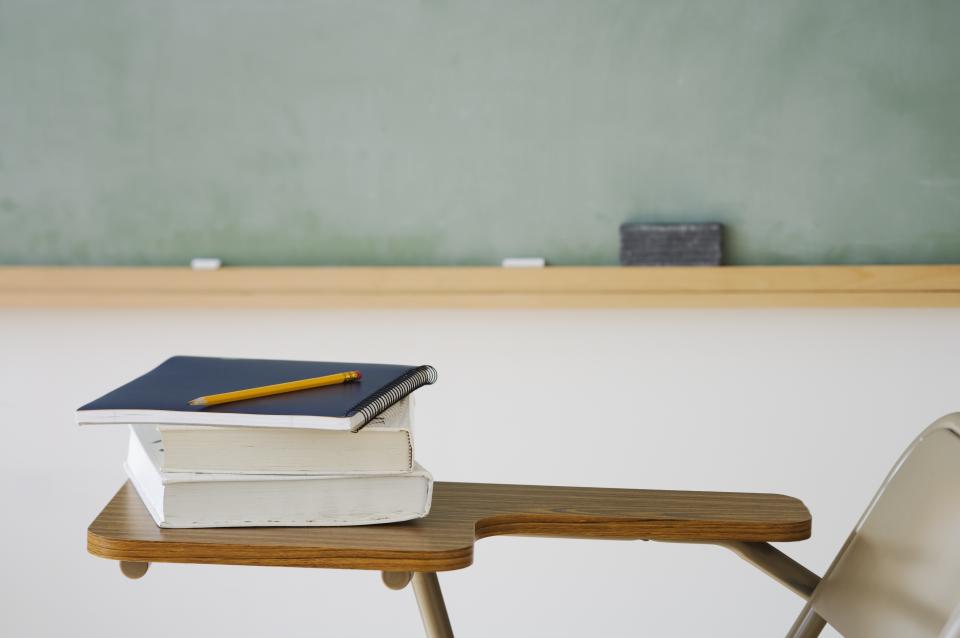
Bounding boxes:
[347,365,437,432]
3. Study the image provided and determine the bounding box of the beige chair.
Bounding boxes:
[87,413,960,637]
[772,413,960,637]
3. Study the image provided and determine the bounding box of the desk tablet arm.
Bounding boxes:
[90,481,814,638]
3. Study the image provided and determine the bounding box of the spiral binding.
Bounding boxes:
[348,365,438,432]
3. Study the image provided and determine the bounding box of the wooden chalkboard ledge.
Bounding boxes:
[1,265,959,308]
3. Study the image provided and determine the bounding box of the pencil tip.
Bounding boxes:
[188,398,205,406]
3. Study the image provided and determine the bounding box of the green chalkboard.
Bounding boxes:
[1,1,958,266]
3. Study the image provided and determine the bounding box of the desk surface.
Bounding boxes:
[88,481,811,572]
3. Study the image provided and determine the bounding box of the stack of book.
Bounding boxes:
[76,356,437,528]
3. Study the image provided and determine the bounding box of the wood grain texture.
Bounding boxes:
[88,481,811,572]
[3,265,960,308]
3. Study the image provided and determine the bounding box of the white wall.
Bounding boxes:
[1,308,957,637]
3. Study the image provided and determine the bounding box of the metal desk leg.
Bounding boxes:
[785,602,827,638]
[412,572,454,638]
[716,542,820,600]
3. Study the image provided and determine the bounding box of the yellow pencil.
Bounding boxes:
[188,370,362,407]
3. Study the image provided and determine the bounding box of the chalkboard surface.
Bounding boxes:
[1,1,958,266]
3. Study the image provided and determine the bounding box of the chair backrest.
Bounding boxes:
[800,413,960,638]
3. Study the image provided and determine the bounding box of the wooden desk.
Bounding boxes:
[89,481,813,636]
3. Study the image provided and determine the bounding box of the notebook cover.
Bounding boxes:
[78,356,425,419]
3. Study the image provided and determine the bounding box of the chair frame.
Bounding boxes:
[783,413,960,638]
[371,414,960,638]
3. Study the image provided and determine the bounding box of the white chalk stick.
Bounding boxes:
[191,257,222,271]
[501,257,546,268]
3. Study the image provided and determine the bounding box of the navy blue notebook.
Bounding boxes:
[76,356,437,431]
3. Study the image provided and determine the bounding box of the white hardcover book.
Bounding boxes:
[158,398,414,474]
[124,425,433,528]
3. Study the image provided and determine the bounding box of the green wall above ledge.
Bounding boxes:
[1,0,958,266]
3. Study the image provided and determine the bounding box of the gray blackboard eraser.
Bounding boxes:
[619,222,724,266]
